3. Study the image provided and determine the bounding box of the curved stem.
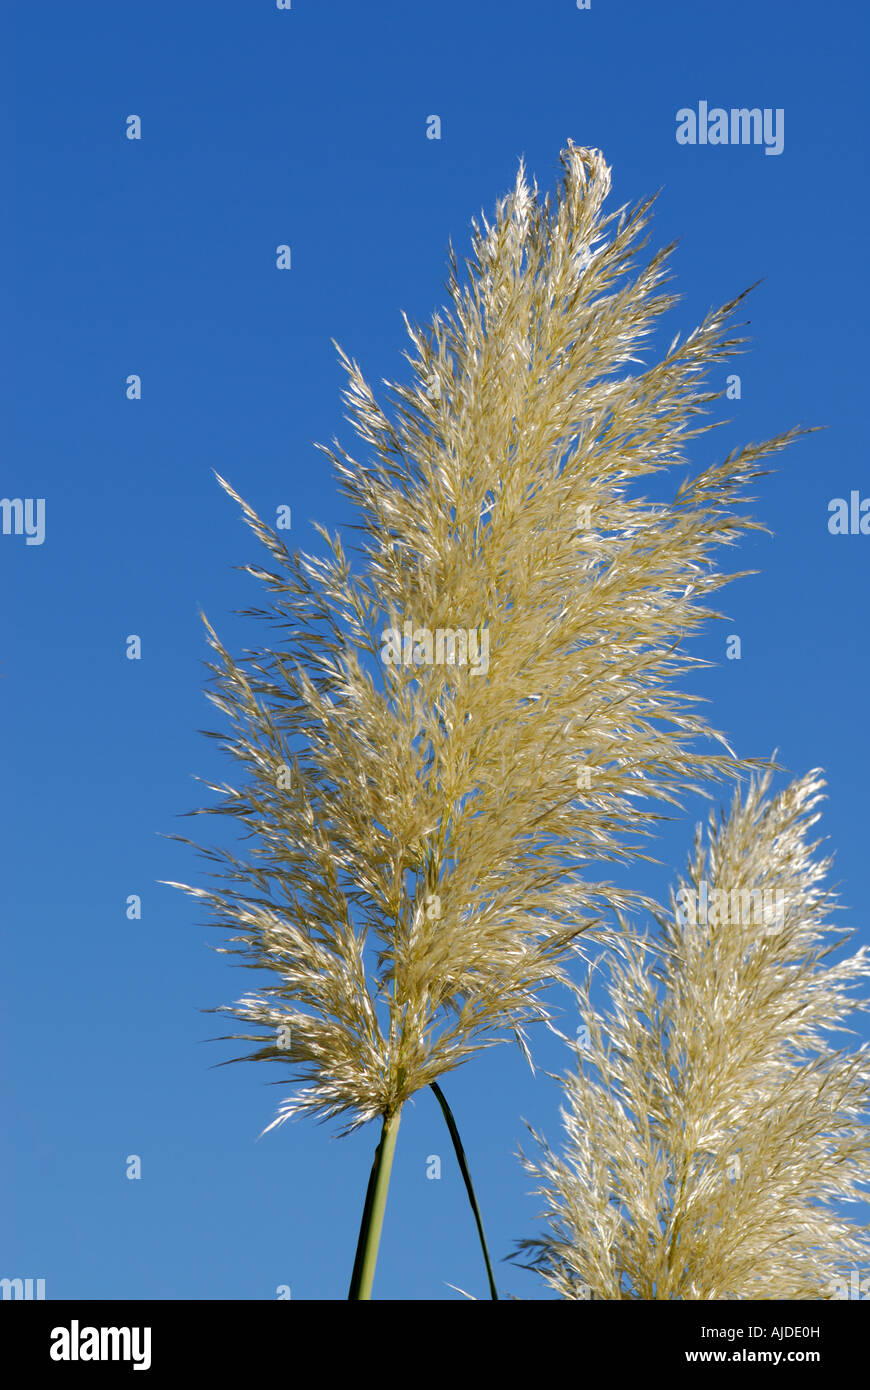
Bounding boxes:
[430,1081,499,1299]
[348,1107,402,1300]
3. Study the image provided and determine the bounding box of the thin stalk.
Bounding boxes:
[430,1081,499,1299]
[348,1106,402,1299]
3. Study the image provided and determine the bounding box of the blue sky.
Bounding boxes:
[2,0,868,1300]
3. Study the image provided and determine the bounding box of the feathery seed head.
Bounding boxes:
[516,770,870,1299]
[168,145,806,1134]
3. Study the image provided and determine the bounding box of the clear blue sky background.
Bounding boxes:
[2,0,868,1300]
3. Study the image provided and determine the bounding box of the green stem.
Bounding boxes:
[348,1106,402,1300]
[430,1081,499,1299]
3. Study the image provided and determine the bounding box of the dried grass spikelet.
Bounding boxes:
[516,770,870,1299]
[166,144,805,1136]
